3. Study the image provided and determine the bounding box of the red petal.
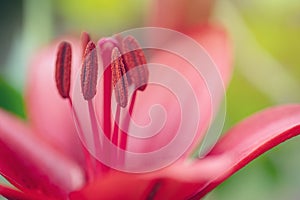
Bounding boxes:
[135,104,300,199]
[69,172,150,200]
[0,184,54,200]
[190,104,300,198]
[69,158,228,200]
[0,109,85,198]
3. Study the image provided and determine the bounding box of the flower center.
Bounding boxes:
[54,32,149,179]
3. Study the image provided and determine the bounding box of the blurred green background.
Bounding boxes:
[0,0,300,199]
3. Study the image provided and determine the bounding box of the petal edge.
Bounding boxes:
[0,109,85,198]
[191,104,300,199]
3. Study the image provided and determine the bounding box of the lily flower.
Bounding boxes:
[1,2,300,200]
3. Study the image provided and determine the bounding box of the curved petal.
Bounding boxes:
[69,172,150,200]
[0,184,54,200]
[140,157,232,200]
[25,38,84,164]
[76,98,299,200]
[0,109,85,198]
[189,104,300,199]
[69,158,230,200]
[130,104,300,199]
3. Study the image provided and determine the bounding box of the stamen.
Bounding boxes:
[80,31,91,58]
[80,41,103,167]
[122,36,149,91]
[81,41,98,100]
[111,47,129,108]
[55,41,72,98]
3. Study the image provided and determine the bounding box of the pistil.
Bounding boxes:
[98,38,118,147]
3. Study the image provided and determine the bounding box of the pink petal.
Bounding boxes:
[0,109,85,198]
[130,104,300,199]
[189,104,300,199]
[25,38,84,165]
[185,24,232,85]
[125,24,232,157]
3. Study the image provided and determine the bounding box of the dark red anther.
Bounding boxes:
[80,31,91,58]
[55,41,72,99]
[81,41,98,100]
[122,36,149,91]
[111,47,129,108]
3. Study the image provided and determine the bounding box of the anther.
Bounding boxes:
[111,47,129,108]
[81,41,98,100]
[122,36,149,91]
[55,41,72,99]
[81,31,91,58]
